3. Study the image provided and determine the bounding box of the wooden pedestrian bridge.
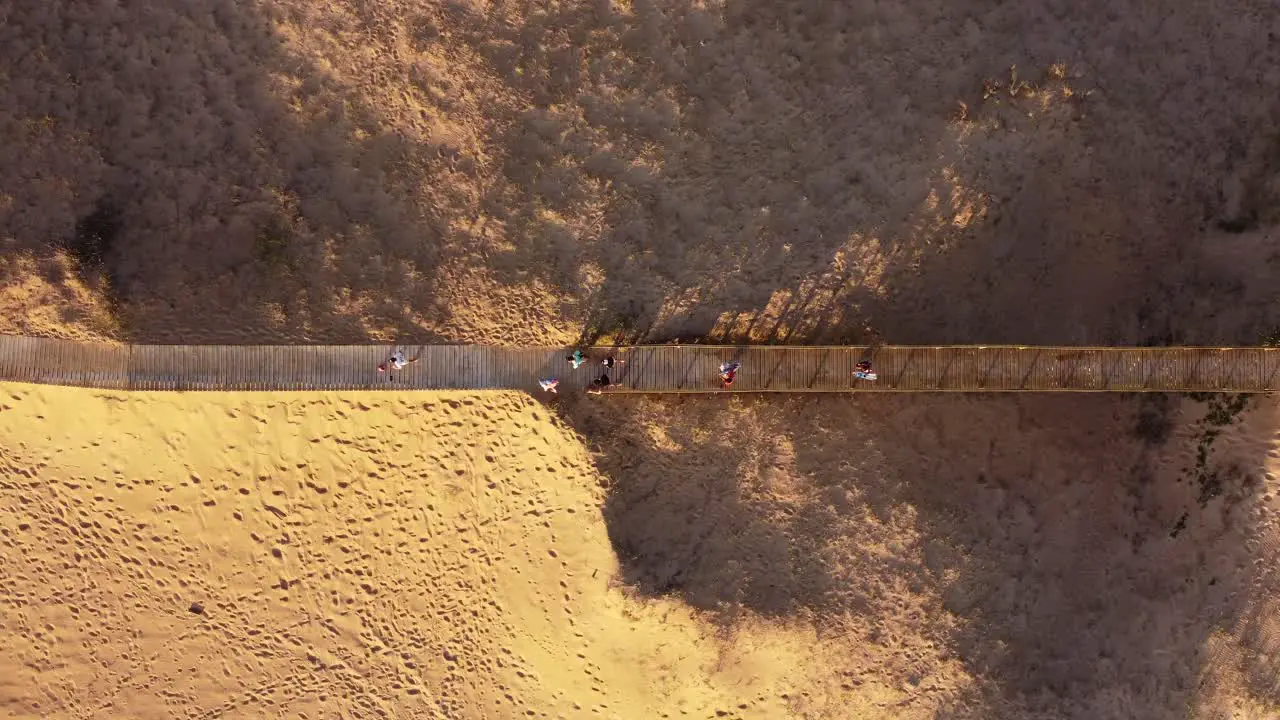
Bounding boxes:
[2,335,1279,393]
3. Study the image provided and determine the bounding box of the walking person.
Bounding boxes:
[566,350,587,370]
[587,372,624,395]
[378,349,419,378]
[601,355,625,370]
[719,361,741,390]
[538,378,560,394]
[853,359,878,382]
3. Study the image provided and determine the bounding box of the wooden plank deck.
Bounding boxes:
[0,336,1278,393]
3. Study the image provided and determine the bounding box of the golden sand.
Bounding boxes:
[3,385,1280,718]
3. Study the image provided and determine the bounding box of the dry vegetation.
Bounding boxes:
[5,0,1280,346]
[6,0,1280,718]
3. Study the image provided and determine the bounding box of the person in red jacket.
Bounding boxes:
[719,361,740,389]
[854,360,878,381]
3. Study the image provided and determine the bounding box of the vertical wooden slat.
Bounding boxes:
[936,349,954,390]
[1124,349,1140,390]
[59,339,76,387]
[156,345,170,390]
[86,342,101,388]
[0,336,15,381]
[978,348,996,390]
[126,343,138,390]
[76,341,93,388]
[1228,348,1246,391]
[208,344,217,390]
[237,346,250,391]
[953,348,969,389]
[164,345,175,391]
[1267,349,1279,390]
[1172,348,1186,391]
[90,341,102,388]
[220,345,232,390]
[249,346,261,390]
[1013,348,1031,390]
[133,344,146,390]
[315,345,325,391]
[46,338,63,386]
[907,348,924,391]
[1250,348,1264,391]
[188,345,200,390]
[225,344,235,390]
[140,344,153,390]
[76,341,92,388]
[1130,348,1145,389]
[112,343,127,389]
[179,345,190,391]
[166,345,178,391]
[170,345,183,390]
[656,346,666,392]
[2,336,22,382]
[219,345,230,391]
[880,347,898,390]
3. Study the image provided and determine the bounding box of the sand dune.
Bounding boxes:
[0,384,917,719]
[2,385,1279,718]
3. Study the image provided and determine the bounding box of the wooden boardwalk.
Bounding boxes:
[0,336,1278,393]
